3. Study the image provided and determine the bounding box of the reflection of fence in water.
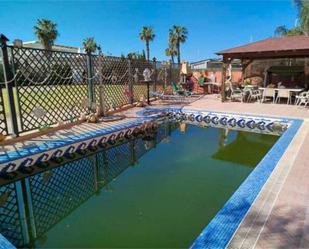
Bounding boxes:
[0,122,176,247]
[29,157,96,237]
[0,183,25,247]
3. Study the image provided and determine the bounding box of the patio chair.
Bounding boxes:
[295,91,309,106]
[150,91,186,102]
[275,89,291,104]
[247,89,262,102]
[198,77,205,87]
[228,82,244,102]
[261,88,276,103]
[172,82,192,96]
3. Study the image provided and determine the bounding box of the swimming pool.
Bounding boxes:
[0,120,279,248]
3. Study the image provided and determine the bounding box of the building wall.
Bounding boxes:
[23,41,80,53]
[192,69,242,83]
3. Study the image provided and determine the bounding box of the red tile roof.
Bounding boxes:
[217,36,309,55]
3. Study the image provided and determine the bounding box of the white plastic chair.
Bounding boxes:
[295,91,309,107]
[275,89,291,104]
[228,82,243,102]
[261,88,276,103]
[248,89,262,102]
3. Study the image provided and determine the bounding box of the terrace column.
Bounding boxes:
[305,58,309,89]
[221,57,231,102]
[241,59,253,84]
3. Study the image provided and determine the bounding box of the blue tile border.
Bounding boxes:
[0,117,151,164]
[190,118,303,249]
[0,234,15,249]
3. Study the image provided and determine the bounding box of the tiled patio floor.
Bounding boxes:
[185,94,309,119]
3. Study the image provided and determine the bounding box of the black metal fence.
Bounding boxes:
[0,36,180,136]
[0,83,8,135]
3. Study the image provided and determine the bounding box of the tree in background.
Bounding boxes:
[274,25,303,37]
[165,31,178,63]
[83,37,98,54]
[274,0,309,36]
[33,19,58,50]
[127,51,146,60]
[139,26,155,61]
[169,25,188,64]
[299,1,309,35]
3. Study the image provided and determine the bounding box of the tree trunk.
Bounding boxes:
[177,42,180,64]
[146,41,150,62]
[171,55,175,64]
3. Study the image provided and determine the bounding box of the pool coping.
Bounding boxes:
[0,107,304,248]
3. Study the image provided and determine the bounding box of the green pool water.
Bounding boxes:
[0,122,279,248]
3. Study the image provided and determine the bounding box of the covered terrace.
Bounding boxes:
[217,35,309,101]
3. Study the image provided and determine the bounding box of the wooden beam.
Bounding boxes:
[241,59,253,83]
[305,58,309,89]
[218,49,309,60]
[221,57,231,102]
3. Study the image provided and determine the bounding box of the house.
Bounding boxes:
[190,58,242,83]
[190,58,241,70]
[21,40,83,53]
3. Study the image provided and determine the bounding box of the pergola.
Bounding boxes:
[216,35,309,101]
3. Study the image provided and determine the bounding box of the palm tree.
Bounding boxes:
[139,26,155,61]
[274,25,288,37]
[165,47,176,64]
[170,25,188,64]
[286,27,304,36]
[165,31,178,63]
[83,37,98,54]
[300,1,309,35]
[33,19,58,51]
[291,0,309,35]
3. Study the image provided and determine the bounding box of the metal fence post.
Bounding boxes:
[128,59,134,104]
[129,139,137,166]
[0,34,19,136]
[153,57,157,92]
[98,54,105,116]
[86,52,95,110]
[169,60,173,85]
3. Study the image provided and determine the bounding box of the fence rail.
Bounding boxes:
[0,36,180,136]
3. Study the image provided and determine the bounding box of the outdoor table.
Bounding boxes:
[259,87,304,93]
[259,87,304,103]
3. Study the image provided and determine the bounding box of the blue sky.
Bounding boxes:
[0,0,298,62]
